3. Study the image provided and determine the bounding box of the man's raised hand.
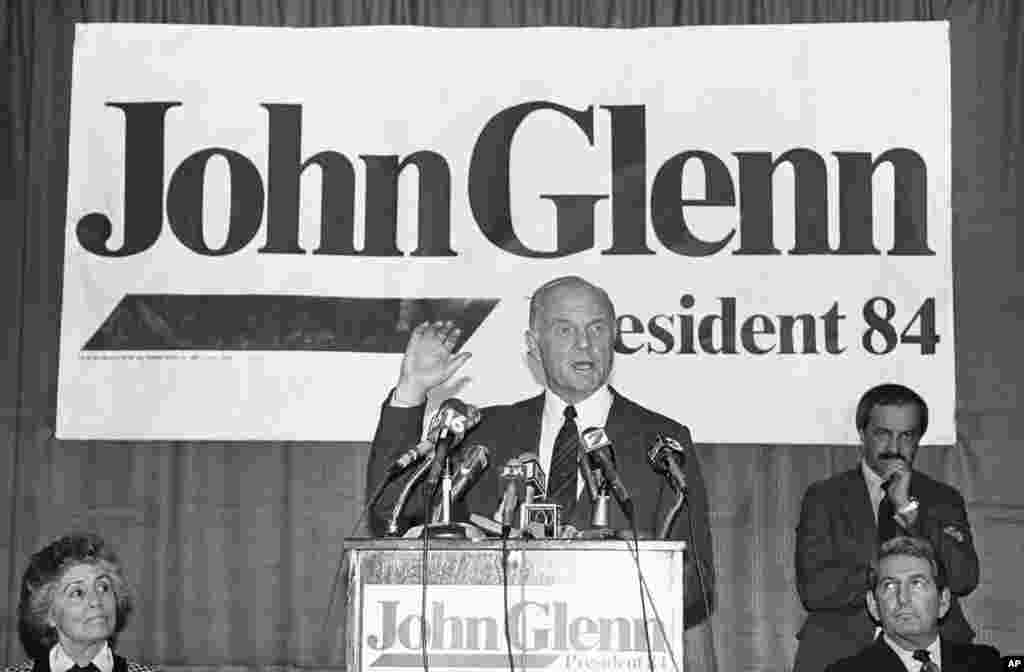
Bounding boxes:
[393,320,472,405]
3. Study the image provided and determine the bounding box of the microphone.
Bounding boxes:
[647,432,689,495]
[577,441,602,503]
[424,398,482,492]
[648,430,694,540]
[448,444,491,503]
[515,453,561,535]
[581,427,633,520]
[437,398,483,437]
[387,456,434,536]
[495,456,526,529]
[517,452,546,505]
[384,399,461,478]
[386,439,434,478]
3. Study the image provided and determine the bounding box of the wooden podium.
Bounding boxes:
[343,537,686,672]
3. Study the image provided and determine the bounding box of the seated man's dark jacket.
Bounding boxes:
[794,467,980,671]
[365,386,715,627]
[825,634,1001,672]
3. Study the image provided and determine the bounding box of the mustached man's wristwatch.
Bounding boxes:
[895,497,920,528]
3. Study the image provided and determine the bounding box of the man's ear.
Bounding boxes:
[938,586,951,620]
[525,329,539,361]
[866,589,881,623]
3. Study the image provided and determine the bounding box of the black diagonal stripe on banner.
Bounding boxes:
[82,294,500,352]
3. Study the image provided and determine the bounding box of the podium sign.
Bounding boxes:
[344,538,685,671]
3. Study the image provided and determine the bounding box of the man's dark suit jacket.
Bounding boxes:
[825,635,1001,672]
[793,468,980,672]
[365,386,715,627]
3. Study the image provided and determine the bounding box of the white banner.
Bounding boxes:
[58,23,953,443]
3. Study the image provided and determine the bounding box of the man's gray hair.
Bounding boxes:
[867,535,946,591]
[528,275,616,329]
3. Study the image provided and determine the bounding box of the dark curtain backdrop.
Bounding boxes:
[3,2,1023,671]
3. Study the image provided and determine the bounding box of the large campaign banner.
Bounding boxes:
[57,23,953,443]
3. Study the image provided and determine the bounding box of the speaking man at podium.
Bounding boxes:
[364,275,716,634]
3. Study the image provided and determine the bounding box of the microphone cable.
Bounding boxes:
[625,510,656,672]
[333,401,458,672]
[320,450,441,664]
[624,498,681,672]
[415,418,466,672]
[417,463,446,672]
[684,489,713,636]
[420,519,431,672]
[649,473,712,669]
[319,474,393,663]
[651,433,713,641]
[499,527,516,672]
[659,490,687,542]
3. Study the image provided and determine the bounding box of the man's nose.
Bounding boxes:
[85,588,101,606]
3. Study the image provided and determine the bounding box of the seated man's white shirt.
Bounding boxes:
[883,633,941,671]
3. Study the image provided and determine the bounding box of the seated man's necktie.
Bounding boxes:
[912,648,938,672]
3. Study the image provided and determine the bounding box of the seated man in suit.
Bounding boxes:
[794,383,979,672]
[826,536,999,671]
[364,275,715,630]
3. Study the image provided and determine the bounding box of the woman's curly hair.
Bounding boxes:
[17,533,134,660]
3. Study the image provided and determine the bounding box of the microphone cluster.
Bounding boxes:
[385,397,481,479]
[490,452,549,535]
[385,398,484,536]
[385,397,693,540]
